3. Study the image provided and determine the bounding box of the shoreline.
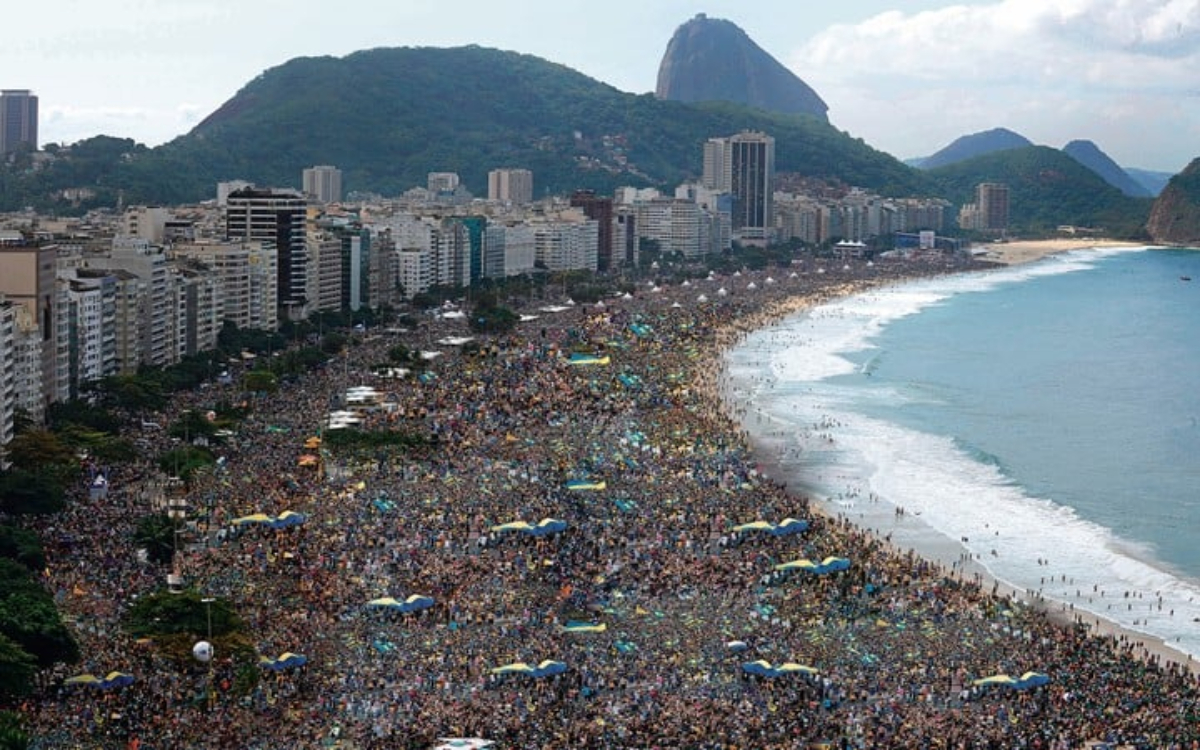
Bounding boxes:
[972,237,1145,265]
[701,248,1200,679]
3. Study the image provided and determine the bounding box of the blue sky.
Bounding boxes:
[8,0,1197,172]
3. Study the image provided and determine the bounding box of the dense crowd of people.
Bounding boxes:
[15,253,1200,749]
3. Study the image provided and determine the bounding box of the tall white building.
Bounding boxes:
[171,240,279,332]
[303,165,343,204]
[488,169,534,205]
[532,212,599,272]
[105,238,173,367]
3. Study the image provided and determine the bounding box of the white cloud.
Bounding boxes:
[791,0,1200,170]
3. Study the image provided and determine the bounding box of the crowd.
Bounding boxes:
[15,252,1200,749]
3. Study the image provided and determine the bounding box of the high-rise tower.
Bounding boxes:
[0,90,38,154]
[225,188,309,320]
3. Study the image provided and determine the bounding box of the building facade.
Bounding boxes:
[225,188,308,320]
[488,169,534,205]
[703,131,775,243]
[303,165,343,204]
[0,90,38,155]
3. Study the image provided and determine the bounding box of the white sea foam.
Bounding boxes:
[726,246,1200,659]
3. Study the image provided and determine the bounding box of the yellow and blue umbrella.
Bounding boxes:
[490,662,536,676]
[732,521,774,533]
[65,671,135,690]
[566,479,606,491]
[567,353,610,366]
[777,663,819,676]
[972,674,1017,687]
[232,513,274,526]
[491,521,534,533]
[563,620,606,633]
[259,652,307,671]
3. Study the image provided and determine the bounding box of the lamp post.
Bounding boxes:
[200,597,216,711]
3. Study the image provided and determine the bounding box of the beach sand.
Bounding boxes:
[975,237,1144,265]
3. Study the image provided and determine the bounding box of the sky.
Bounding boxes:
[8,0,1198,173]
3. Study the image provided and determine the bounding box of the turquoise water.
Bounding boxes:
[725,247,1200,657]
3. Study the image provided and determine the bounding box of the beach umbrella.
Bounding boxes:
[774,559,819,573]
[490,662,536,676]
[270,510,307,528]
[1014,671,1050,689]
[259,652,307,671]
[64,673,103,687]
[565,479,606,491]
[399,595,435,613]
[564,621,606,633]
[67,672,136,690]
[816,556,851,573]
[366,597,404,609]
[770,518,810,536]
[533,660,568,677]
[231,513,274,526]
[972,674,1017,687]
[742,660,779,677]
[491,520,533,533]
[732,521,774,533]
[777,663,819,676]
[567,353,610,366]
[528,518,567,536]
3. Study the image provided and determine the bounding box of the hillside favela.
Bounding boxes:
[1,7,1200,750]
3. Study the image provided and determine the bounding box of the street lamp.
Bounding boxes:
[196,597,216,711]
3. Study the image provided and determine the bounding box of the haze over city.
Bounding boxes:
[7,0,1197,172]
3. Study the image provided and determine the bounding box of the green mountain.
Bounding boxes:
[1147,157,1200,244]
[1061,140,1151,198]
[928,145,1153,237]
[0,46,927,212]
[917,127,1033,170]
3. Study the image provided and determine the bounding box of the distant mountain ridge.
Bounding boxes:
[655,14,828,120]
[1147,157,1200,244]
[916,128,1032,170]
[1061,140,1151,198]
[928,145,1152,237]
[0,45,920,211]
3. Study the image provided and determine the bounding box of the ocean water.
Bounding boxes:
[724,247,1200,658]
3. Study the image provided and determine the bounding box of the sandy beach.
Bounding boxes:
[974,237,1145,265]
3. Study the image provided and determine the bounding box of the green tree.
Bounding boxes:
[0,525,46,571]
[0,470,66,516]
[0,559,79,667]
[3,430,76,473]
[0,709,30,750]
[169,410,218,442]
[0,635,38,700]
[243,369,278,394]
[133,514,178,565]
[156,446,215,484]
[123,590,242,639]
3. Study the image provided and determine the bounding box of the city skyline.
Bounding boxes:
[3,0,1197,173]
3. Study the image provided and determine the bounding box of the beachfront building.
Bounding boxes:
[170,240,279,333]
[0,242,61,418]
[225,187,309,321]
[958,182,1010,234]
